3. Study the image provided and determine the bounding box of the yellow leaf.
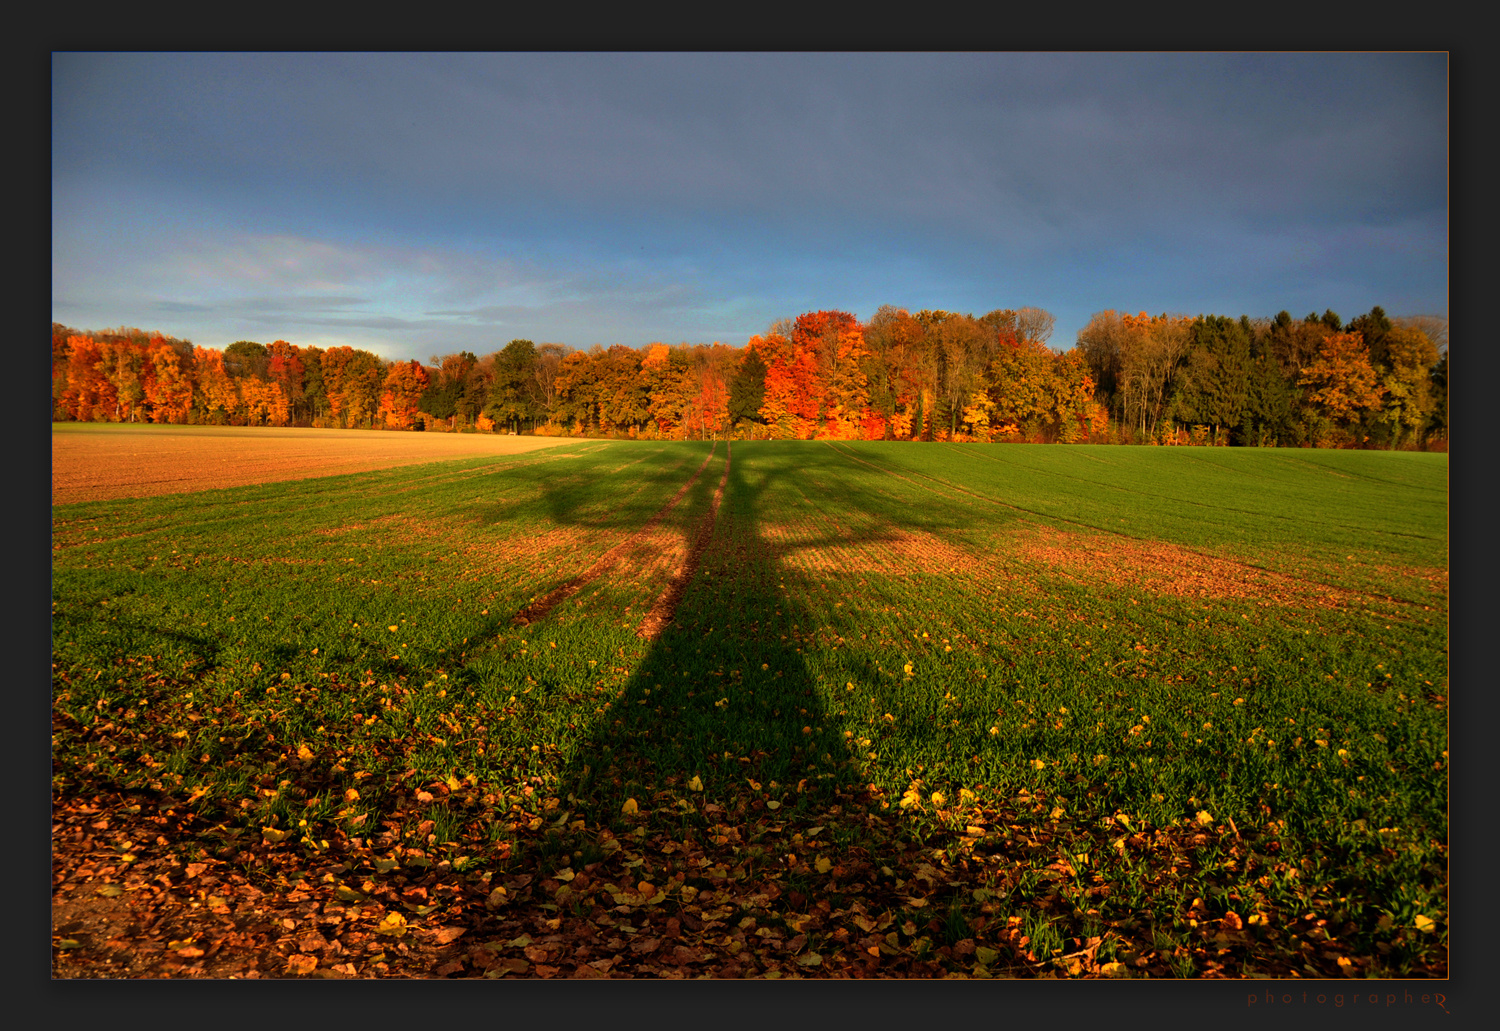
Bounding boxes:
[1195,811,1214,827]
[621,798,638,815]
[375,912,408,937]
[388,626,399,632]
[687,776,703,792]
[1413,914,1436,932]
[815,857,832,874]
[261,827,289,843]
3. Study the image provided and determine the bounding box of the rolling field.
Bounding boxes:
[51,436,1449,979]
[51,422,577,504]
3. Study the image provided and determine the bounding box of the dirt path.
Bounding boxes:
[512,444,719,627]
[637,442,731,640]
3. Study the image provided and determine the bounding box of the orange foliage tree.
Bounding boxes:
[143,338,195,423]
[193,347,240,424]
[380,360,430,430]
[1298,331,1385,443]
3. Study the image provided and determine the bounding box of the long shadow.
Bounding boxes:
[553,442,850,827]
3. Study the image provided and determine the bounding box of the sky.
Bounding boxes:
[51,52,1448,362]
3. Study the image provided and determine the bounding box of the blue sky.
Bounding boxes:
[51,52,1447,361]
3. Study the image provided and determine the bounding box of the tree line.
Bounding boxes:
[51,304,1447,449]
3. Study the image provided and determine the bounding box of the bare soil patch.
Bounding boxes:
[52,424,577,505]
[1015,525,1356,607]
[766,522,986,576]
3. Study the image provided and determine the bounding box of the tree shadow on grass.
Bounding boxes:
[535,442,1005,862]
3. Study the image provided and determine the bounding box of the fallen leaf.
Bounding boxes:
[375,912,408,937]
[286,954,318,975]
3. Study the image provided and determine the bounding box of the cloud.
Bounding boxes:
[52,53,1447,359]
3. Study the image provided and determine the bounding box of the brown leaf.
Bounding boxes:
[433,926,466,945]
[286,954,318,976]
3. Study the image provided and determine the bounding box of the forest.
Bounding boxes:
[51,303,1448,450]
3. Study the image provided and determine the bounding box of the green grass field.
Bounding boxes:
[51,440,1448,978]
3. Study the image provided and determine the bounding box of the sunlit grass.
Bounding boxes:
[52,439,1448,976]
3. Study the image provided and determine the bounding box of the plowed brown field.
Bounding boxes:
[51,423,578,504]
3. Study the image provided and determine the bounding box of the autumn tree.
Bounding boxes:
[1298,331,1385,444]
[193,347,240,425]
[321,346,386,428]
[1377,325,1440,449]
[266,341,307,425]
[300,346,330,425]
[750,333,799,438]
[144,337,196,423]
[641,343,690,437]
[595,345,650,436]
[987,335,1055,438]
[1114,312,1193,442]
[380,360,430,430]
[554,349,602,434]
[61,336,113,422]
